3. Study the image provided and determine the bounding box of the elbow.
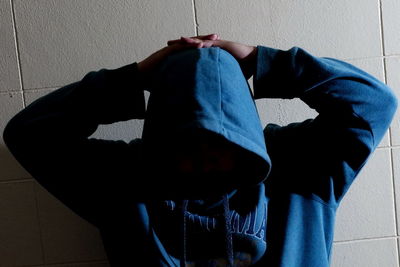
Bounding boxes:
[3,113,37,163]
[383,86,398,122]
[389,90,398,117]
[3,123,17,159]
[3,116,22,149]
[370,85,398,145]
[3,117,16,144]
[3,111,30,151]
[373,82,398,123]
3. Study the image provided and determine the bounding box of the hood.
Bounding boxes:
[142,47,271,199]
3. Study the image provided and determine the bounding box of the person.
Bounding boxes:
[3,33,397,266]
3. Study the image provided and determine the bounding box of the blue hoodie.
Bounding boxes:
[141,47,271,266]
[3,46,397,266]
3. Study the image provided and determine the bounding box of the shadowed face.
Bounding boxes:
[174,141,236,175]
[144,131,253,198]
[164,133,243,197]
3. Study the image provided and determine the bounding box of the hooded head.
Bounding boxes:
[142,47,271,199]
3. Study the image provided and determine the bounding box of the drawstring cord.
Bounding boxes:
[223,194,234,266]
[180,200,189,267]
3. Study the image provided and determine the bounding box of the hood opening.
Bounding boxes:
[143,128,268,200]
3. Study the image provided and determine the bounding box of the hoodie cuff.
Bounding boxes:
[253,45,296,100]
[80,61,147,124]
[253,45,274,100]
[115,62,147,90]
[116,62,147,120]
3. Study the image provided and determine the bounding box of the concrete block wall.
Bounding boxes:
[0,0,399,266]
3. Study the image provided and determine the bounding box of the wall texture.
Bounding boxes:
[0,0,399,266]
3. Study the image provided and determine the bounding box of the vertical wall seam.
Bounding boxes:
[396,233,400,267]
[391,148,400,267]
[378,0,387,57]
[9,0,26,108]
[378,0,393,149]
[390,148,399,234]
[378,0,389,105]
[192,0,199,35]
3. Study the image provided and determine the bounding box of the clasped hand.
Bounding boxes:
[137,33,257,81]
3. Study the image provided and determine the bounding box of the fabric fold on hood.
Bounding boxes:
[142,47,271,264]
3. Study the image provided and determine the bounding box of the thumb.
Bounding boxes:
[180,36,203,44]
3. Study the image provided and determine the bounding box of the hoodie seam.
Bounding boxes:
[216,48,224,133]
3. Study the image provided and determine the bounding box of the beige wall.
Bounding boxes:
[1,0,400,266]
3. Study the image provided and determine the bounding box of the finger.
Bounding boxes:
[167,36,200,45]
[166,37,201,47]
[207,33,219,40]
[179,38,216,49]
[174,36,210,46]
[183,33,218,41]
[167,39,181,45]
[181,36,202,44]
[199,40,217,48]
[167,33,219,45]
[195,33,219,40]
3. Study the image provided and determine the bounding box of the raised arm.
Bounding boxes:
[253,46,396,143]
[2,62,148,226]
[2,39,213,226]
[253,46,398,205]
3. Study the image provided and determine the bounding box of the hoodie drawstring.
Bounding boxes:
[180,199,189,267]
[223,194,234,266]
[180,195,234,267]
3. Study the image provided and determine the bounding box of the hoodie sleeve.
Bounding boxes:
[253,46,398,205]
[2,62,151,224]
